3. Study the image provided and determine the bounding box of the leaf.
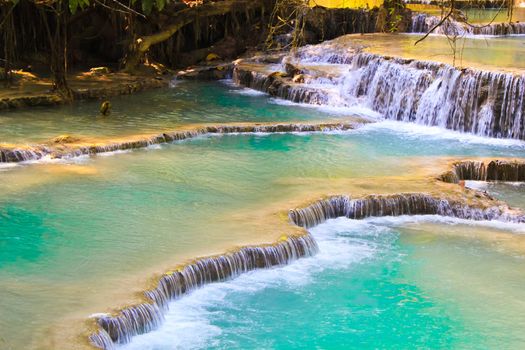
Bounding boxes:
[69,0,79,14]
[142,0,154,15]
[156,0,166,12]
[206,53,221,61]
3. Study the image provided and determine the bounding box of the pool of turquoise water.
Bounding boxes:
[0,80,343,144]
[1,82,525,349]
[124,216,525,350]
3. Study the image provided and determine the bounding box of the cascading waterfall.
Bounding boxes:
[440,160,525,183]
[90,191,525,349]
[89,234,319,349]
[0,122,357,164]
[288,193,525,229]
[234,48,525,140]
[409,13,525,36]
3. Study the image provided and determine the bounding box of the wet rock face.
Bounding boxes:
[233,67,329,105]
[0,94,63,110]
[52,135,81,144]
[442,160,525,183]
[289,193,525,229]
[89,233,318,349]
[284,63,303,77]
[176,64,233,80]
[0,147,49,163]
[0,122,357,164]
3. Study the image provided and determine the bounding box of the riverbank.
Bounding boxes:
[0,69,170,111]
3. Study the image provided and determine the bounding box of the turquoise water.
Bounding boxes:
[0,81,343,143]
[467,181,525,210]
[354,34,525,72]
[1,82,525,349]
[124,217,525,350]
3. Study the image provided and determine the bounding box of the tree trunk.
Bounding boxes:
[1,4,16,86]
[124,0,264,72]
[40,4,73,99]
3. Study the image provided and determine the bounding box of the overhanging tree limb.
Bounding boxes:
[125,0,263,71]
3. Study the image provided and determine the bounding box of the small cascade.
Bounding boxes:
[409,13,525,36]
[232,69,330,105]
[234,47,525,140]
[441,160,525,183]
[90,189,525,348]
[0,147,51,163]
[89,234,319,349]
[289,193,525,228]
[0,122,357,164]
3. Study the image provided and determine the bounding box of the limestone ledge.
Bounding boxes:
[0,76,168,110]
[0,121,363,164]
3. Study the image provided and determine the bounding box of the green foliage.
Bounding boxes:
[68,0,91,14]
[141,0,154,14]
[155,0,166,12]
[139,0,167,15]
[387,7,403,32]
[4,0,169,15]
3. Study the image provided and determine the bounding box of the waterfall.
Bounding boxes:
[90,190,525,348]
[440,160,525,183]
[288,193,525,229]
[89,233,319,349]
[0,122,358,164]
[409,13,525,36]
[234,48,525,140]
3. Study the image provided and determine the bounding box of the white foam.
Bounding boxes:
[268,97,380,119]
[360,215,525,234]
[146,144,163,150]
[22,154,90,165]
[121,218,387,350]
[96,150,132,157]
[230,87,267,97]
[465,181,489,191]
[220,79,267,97]
[0,149,129,171]
[120,214,525,349]
[169,79,186,88]
[0,163,19,171]
[360,120,525,148]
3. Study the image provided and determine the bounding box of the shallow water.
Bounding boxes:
[351,33,525,72]
[467,181,525,209]
[463,8,525,24]
[0,81,343,144]
[1,82,525,349]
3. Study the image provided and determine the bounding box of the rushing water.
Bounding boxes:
[235,34,525,140]
[0,82,524,349]
[122,216,525,350]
